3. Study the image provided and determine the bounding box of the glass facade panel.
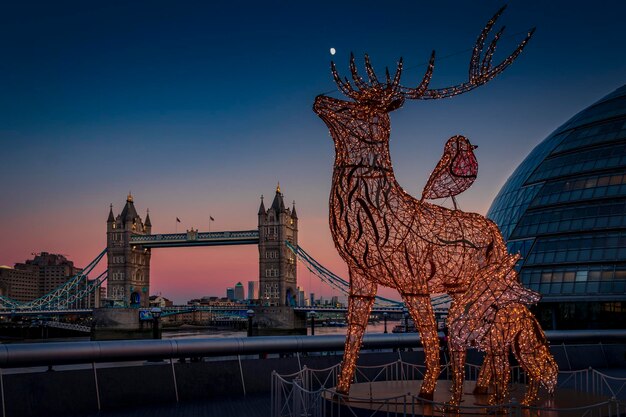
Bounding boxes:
[553,119,626,154]
[530,172,626,208]
[527,142,626,184]
[525,231,626,266]
[510,201,626,239]
[520,265,626,295]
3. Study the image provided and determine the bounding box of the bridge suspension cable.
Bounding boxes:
[286,242,450,309]
[0,249,108,311]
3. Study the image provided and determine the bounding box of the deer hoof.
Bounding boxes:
[418,391,434,401]
[473,385,489,395]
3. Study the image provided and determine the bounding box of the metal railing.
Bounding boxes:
[1,331,626,369]
[0,334,420,368]
[272,359,626,417]
[0,333,625,417]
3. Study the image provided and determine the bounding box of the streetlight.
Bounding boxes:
[150,307,162,339]
[307,311,317,336]
[383,312,388,334]
[246,309,255,337]
[403,307,409,333]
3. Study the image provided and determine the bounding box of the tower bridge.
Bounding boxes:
[106,185,297,309]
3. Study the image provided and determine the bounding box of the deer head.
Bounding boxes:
[314,6,534,153]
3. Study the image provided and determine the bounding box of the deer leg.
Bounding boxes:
[448,348,466,406]
[473,353,492,395]
[403,293,440,400]
[336,272,376,395]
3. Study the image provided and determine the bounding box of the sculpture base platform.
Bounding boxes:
[322,380,611,416]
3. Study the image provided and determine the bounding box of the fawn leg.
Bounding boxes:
[488,353,510,405]
[521,377,539,406]
[336,271,376,395]
[403,293,440,400]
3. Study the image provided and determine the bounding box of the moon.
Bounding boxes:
[330,47,336,56]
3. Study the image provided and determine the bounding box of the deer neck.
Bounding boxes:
[333,141,394,178]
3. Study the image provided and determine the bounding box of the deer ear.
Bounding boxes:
[386,98,404,112]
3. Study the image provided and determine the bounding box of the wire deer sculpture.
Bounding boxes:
[313,7,535,398]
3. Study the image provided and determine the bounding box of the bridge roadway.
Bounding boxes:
[0,305,433,317]
[130,230,260,248]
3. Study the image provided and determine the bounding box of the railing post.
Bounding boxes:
[510,398,521,417]
[92,362,101,411]
[170,358,179,402]
[562,342,571,370]
[270,371,276,417]
[0,368,5,417]
[292,377,302,417]
[599,341,609,368]
[238,355,246,396]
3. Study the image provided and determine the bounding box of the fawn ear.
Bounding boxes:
[386,98,404,112]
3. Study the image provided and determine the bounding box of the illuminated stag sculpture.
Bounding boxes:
[313,7,535,398]
[447,255,558,406]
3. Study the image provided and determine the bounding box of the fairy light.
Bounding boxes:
[447,255,558,406]
[313,7,535,400]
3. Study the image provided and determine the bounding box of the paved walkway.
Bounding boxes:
[78,395,270,417]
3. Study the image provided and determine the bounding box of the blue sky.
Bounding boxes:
[1,1,625,302]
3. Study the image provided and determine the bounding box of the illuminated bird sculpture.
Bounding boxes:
[422,135,478,209]
[447,255,558,406]
[313,6,536,399]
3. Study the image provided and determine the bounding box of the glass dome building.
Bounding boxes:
[488,85,626,330]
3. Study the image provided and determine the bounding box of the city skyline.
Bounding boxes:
[1,1,625,303]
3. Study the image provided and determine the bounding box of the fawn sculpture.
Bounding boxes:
[446,255,557,406]
[313,7,535,398]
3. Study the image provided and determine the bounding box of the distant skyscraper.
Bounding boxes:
[297,287,305,306]
[234,282,244,301]
[226,287,235,301]
[248,281,258,300]
[331,296,339,306]
[310,292,315,306]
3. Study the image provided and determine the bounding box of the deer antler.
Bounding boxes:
[403,5,535,100]
[331,52,434,103]
[329,7,532,103]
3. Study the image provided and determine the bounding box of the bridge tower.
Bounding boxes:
[106,193,152,308]
[258,184,298,307]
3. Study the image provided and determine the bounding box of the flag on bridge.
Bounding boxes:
[176,217,181,223]
[210,216,215,221]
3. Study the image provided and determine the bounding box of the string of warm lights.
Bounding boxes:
[313,6,543,404]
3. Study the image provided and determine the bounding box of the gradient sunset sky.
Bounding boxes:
[1,1,625,304]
